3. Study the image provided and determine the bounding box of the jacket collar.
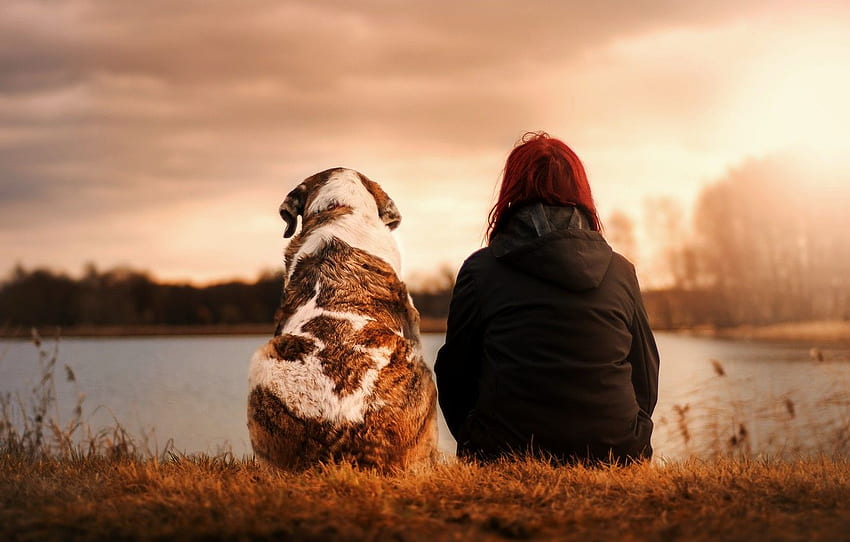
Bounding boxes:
[489,202,613,292]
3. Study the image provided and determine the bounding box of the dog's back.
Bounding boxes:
[248,168,437,470]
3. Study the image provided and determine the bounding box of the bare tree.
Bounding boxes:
[606,210,638,266]
[692,154,850,324]
[644,197,699,290]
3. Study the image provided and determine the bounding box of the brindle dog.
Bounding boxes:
[248,168,438,470]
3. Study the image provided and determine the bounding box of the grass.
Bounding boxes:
[2,453,850,541]
[0,329,172,461]
[651,350,850,460]
[3,330,850,540]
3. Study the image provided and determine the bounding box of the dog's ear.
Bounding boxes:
[279,182,308,238]
[359,175,401,230]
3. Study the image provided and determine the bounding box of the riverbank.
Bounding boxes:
[682,320,850,345]
[3,319,847,343]
[1,453,849,541]
[0,317,450,339]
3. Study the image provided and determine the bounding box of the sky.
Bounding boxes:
[2,0,850,286]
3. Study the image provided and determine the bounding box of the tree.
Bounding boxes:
[692,154,850,324]
[605,210,637,265]
[643,197,699,290]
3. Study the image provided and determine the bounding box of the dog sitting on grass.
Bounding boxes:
[248,167,438,470]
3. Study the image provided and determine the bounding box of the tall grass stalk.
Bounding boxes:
[655,353,850,459]
[0,329,173,460]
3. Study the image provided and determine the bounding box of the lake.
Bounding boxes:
[2,333,850,460]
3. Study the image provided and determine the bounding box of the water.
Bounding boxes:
[1,333,849,459]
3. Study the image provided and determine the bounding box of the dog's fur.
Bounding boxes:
[247,168,438,470]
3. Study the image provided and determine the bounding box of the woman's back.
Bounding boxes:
[434,133,659,464]
[437,203,656,461]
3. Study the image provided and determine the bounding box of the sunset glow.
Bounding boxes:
[2,1,849,285]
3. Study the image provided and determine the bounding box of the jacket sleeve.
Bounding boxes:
[628,290,660,416]
[434,260,484,441]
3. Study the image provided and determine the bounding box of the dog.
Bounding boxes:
[247,167,438,470]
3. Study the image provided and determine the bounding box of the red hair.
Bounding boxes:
[487,132,601,241]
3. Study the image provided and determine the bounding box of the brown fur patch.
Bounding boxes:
[301,168,338,196]
[248,386,347,470]
[302,204,353,231]
[353,320,398,349]
[301,315,376,396]
[278,238,420,341]
[248,381,436,471]
[358,173,391,211]
[312,239,419,337]
[271,333,315,363]
[283,203,354,270]
[358,172,400,228]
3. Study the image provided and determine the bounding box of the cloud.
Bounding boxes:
[0,1,771,86]
[2,0,850,281]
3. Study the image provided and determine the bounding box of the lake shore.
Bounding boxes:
[677,320,850,345]
[5,319,848,343]
[0,317,450,339]
[2,453,849,541]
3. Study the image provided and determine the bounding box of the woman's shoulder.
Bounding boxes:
[447,248,496,290]
[609,251,637,275]
[458,247,499,275]
[607,251,644,299]
[464,247,491,264]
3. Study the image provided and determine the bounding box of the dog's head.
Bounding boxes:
[279,168,401,238]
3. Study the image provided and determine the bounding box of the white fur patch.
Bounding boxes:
[248,281,393,425]
[306,169,377,217]
[280,283,373,336]
[248,343,392,425]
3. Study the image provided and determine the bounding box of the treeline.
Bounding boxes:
[634,153,850,329]
[0,265,282,328]
[0,264,454,330]
[4,154,848,332]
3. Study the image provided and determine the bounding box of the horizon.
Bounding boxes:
[3,1,850,287]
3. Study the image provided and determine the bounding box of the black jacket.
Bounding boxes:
[434,203,659,463]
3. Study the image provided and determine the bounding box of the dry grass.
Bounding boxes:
[652,353,850,460]
[0,329,172,461]
[2,453,850,541]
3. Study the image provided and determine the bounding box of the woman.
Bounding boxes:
[434,132,659,464]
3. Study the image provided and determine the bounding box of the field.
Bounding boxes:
[3,452,850,541]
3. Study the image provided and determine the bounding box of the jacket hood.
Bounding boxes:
[489,202,613,291]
